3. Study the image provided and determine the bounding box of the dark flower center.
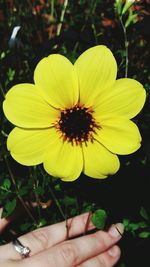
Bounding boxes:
[57,106,99,144]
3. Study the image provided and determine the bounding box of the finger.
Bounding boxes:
[0,260,20,267]
[76,245,121,267]
[0,212,95,260]
[0,208,12,234]
[21,223,124,267]
[0,204,23,234]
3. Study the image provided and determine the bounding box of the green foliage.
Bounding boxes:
[2,199,16,218]
[123,206,150,238]
[122,0,134,15]
[119,264,126,267]
[62,196,77,206]
[140,206,149,221]
[139,231,150,238]
[91,209,107,229]
[2,178,11,190]
[7,68,15,82]
[115,0,123,16]
[125,12,138,28]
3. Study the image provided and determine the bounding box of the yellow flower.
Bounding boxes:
[3,46,146,181]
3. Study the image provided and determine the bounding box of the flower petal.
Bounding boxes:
[82,140,120,179]
[3,84,59,128]
[34,54,79,109]
[94,117,142,155]
[44,141,83,181]
[94,78,146,119]
[74,45,117,107]
[7,127,58,165]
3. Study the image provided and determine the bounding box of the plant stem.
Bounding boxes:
[119,16,129,78]
[56,0,68,36]
[39,167,66,220]
[0,82,5,98]
[48,185,66,220]
[33,166,42,222]
[4,155,37,225]
[51,0,55,18]
[84,211,92,235]
[18,195,37,225]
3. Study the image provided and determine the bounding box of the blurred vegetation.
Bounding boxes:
[0,0,150,266]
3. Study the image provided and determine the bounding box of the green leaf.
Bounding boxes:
[3,178,11,189]
[115,0,122,16]
[34,186,44,196]
[92,209,107,229]
[139,231,150,238]
[129,223,140,231]
[63,196,77,206]
[2,199,16,218]
[0,51,5,59]
[70,208,77,216]
[122,0,135,15]
[20,223,32,231]
[38,218,47,227]
[125,13,138,28]
[54,184,61,191]
[138,221,148,228]
[18,186,29,197]
[140,207,149,221]
[123,218,130,227]
[7,68,15,81]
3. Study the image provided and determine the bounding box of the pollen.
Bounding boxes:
[56,105,99,144]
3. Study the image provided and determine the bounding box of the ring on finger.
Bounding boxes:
[12,239,31,258]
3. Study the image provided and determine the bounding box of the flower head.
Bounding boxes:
[3,46,146,181]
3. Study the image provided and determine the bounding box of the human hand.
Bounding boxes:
[0,212,124,267]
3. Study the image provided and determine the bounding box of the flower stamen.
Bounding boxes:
[56,105,99,145]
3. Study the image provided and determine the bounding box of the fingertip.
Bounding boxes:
[107,245,121,267]
[115,223,124,236]
[108,223,124,238]
[108,245,121,258]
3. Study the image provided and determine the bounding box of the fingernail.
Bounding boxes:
[108,223,124,238]
[108,245,119,257]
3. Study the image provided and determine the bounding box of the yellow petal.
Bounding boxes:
[44,141,83,181]
[94,117,142,155]
[74,45,117,107]
[82,140,120,178]
[94,78,146,119]
[3,84,59,128]
[7,127,58,165]
[34,55,79,109]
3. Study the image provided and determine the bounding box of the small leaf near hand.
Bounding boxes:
[91,209,107,229]
[140,207,149,221]
[2,199,16,218]
[139,231,150,238]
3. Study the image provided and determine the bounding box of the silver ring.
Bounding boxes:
[12,239,31,258]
